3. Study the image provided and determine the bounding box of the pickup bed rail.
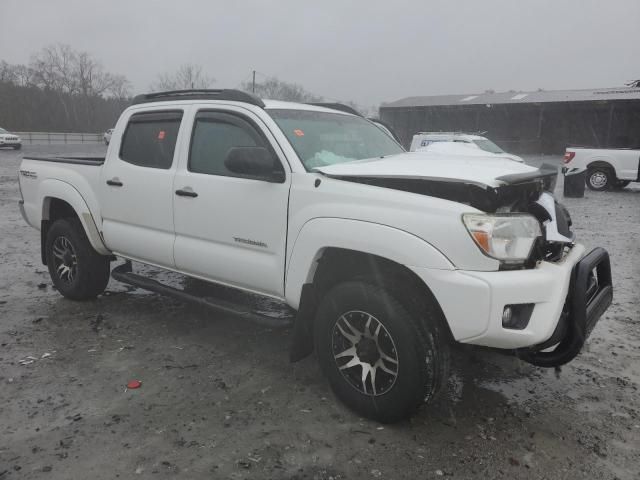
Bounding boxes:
[23,155,105,166]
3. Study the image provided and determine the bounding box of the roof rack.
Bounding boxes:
[131,89,265,108]
[307,102,362,116]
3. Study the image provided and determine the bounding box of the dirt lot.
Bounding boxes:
[1,145,638,479]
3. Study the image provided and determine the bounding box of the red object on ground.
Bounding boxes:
[127,380,142,389]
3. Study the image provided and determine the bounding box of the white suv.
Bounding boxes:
[0,127,22,150]
[410,132,524,163]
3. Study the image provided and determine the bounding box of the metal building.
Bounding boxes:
[380,87,640,154]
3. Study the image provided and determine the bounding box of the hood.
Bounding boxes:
[315,152,538,188]
[416,142,524,163]
[498,153,525,163]
[315,152,557,212]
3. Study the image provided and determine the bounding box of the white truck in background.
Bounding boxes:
[17,89,613,422]
[564,147,640,191]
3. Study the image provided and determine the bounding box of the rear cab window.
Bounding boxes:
[119,110,183,169]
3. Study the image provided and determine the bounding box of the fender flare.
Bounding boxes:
[586,158,615,172]
[39,179,110,255]
[284,217,453,309]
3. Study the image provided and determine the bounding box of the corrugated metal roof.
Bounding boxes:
[382,87,640,108]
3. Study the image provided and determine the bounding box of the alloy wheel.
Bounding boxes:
[332,311,399,396]
[51,236,77,283]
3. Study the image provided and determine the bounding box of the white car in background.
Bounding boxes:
[0,127,22,150]
[103,128,114,145]
[415,140,519,161]
[410,132,524,163]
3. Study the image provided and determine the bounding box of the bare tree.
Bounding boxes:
[29,44,76,92]
[107,74,132,99]
[0,61,34,86]
[27,44,130,98]
[242,76,323,102]
[1,45,132,133]
[150,64,215,91]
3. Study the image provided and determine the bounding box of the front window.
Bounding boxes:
[473,138,504,154]
[268,109,404,170]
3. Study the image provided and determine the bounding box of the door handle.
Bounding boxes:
[106,178,123,187]
[175,188,198,198]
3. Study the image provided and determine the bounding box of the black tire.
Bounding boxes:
[586,168,613,191]
[13,144,21,150]
[45,218,111,300]
[613,180,630,190]
[314,281,449,423]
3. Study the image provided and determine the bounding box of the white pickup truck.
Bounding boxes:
[18,90,612,422]
[564,146,640,191]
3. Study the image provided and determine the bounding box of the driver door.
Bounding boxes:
[172,108,291,297]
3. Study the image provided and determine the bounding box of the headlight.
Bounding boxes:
[462,213,541,263]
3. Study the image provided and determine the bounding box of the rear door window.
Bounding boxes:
[120,111,183,169]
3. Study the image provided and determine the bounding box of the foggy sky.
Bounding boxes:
[1,0,639,106]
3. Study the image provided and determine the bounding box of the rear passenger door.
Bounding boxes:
[172,108,290,297]
[100,109,185,267]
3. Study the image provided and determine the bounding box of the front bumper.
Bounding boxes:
[412,244,612,365]
[517,247,612,367]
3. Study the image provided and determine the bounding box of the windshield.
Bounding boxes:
[473,138,504,154]
[0,128,8,134]
[268,109,404,170]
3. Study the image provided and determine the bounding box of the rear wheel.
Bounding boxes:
[586,168,612,191]
[13,144,21,150]
[45,218,111,300]
[314,281,449,423]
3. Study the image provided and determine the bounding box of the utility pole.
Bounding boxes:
[252,70,256,93]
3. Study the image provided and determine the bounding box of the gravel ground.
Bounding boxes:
[0,145,638,479]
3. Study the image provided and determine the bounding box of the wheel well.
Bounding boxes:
[291,247,454,362]
[587,161,615,173]
[308,247,453,336]
[41,198,80,265]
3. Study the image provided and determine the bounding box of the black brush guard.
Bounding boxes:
[517,247,613,367]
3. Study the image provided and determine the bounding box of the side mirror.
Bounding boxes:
[224,147,285,183]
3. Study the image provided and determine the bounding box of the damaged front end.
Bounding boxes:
[324,162,573,267]
[319,161,613,368]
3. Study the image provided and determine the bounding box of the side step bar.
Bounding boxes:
[111,262,292,329]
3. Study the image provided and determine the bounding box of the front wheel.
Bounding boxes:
[13,144,21,150]
[45,218,111,300]
[586,168,613,191]
[314,281,449,423]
